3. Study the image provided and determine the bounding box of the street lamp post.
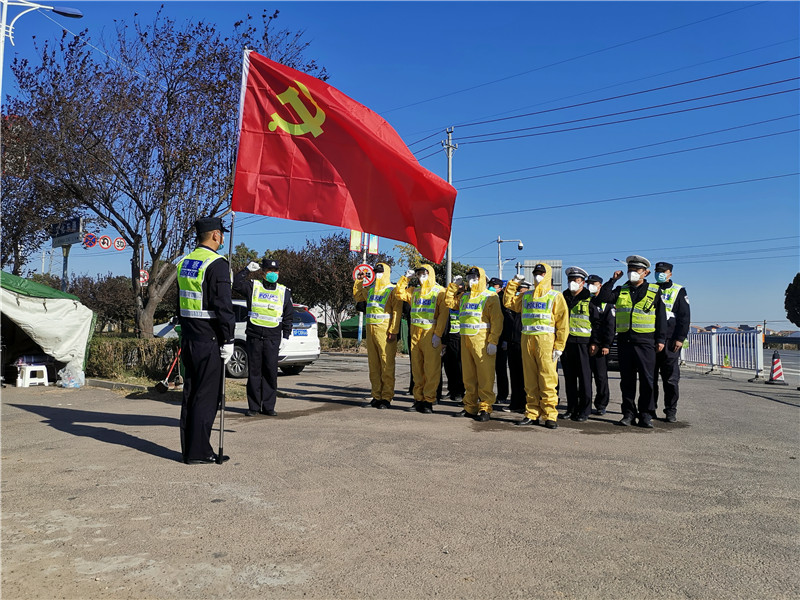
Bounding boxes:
[0,0,82,108]
[497,236,524,280]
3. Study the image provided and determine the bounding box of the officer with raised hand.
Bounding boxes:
[560,266,599,422]
[652,261,690,423]
[586,274,614,416]
[488,277,512,407]
[395,265,448,413]
[445,267,504,421]
[442,305,465,403]
[353,263,403,408]
[177,217,236,464]
[504,263,569,429]
[233,258,294,417]
[595,255,667,429]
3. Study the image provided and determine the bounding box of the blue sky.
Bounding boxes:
[4,1,799,329]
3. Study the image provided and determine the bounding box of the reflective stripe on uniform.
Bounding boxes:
[410,284,444,330]
[616,283,659,334]
[176,247,224,320]
[367,285,395,325]
[249,281,286,328]
[458,291,491,336]
[569,298,591,337]
[521,289,559,336]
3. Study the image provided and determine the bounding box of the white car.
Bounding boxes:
[153,299,320,377]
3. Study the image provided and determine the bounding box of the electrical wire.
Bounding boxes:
[457,129,798,190]
[458,77,799,141]
[380,2,765,113]
[456,56,799,128]
[408,130,445,147]
[454,172,799,219]
[459,88,799,146]
[455,114,799,183]
[417,148,443,162]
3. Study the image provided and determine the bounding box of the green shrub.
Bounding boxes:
[86,337,179,379]
[320,337,364,352]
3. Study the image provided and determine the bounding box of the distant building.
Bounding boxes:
[521,260,562,291]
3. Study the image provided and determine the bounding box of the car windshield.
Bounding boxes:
[293,309,316,328]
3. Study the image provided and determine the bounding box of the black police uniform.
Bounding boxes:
[178,245,235,463]
[596,278,667,424]
[494,292,514,404]
[507,301,526,412]
[654,279,690,419]
[442,308,464,401]
[561,288,601,420]
[589,296,615,413]
[233,268,294,414]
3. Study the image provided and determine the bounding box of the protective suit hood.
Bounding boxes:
[418,264,437,294]
[374,262,392,293]
[468,266,488,298]
[533,262,553,298]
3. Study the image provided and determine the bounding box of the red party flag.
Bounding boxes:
[231,50,457,262]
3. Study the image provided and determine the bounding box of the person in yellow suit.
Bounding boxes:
[445,266,504,421]
[395,265,448,414]
[504,263,569,429]
[353,263,403,409]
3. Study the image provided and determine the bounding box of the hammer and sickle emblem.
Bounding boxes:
[268,81,326,138]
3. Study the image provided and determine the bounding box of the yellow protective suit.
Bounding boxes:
[445,266,504,415]
[504,263,569,422]
[353,263,402,402]
[396,265,448,405]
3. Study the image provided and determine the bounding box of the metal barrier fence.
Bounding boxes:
[681,327,764,380]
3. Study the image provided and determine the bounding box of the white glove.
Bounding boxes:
[279,338,288,352]
[487,343,497,356]
[453,275,463,285]
[512,274,525,282]
[220,343,234,364]
[405,269,415,278]
[432,334,441,348]
[552,349,563,362]
[247,261,260,272]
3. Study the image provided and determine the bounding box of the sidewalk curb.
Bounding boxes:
[86,378,149,392]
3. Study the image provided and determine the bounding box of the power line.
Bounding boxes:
[458,77,799,141]
[456,56,799,128]
[380,2,765,113]
[457,129,798,190]
[553,235,799,257]
[459,87,799,146]
[417,148,443,162]
[454,172,799,219]
[408,130,445,147]
[455,114,799,183]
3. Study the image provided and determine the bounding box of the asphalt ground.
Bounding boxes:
[2,352,799,599]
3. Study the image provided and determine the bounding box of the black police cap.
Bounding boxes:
[261,258,279,271]
[586,274,603,284]
[655,261,673,272]
[488,277,503,288]
[195,217,229,234]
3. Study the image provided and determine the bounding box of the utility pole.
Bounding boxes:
[357,233,367,347]
[61,245,70,292]
[442,127,457,285]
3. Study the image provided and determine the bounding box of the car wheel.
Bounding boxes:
[226,344,248,378]
[280,365,305,375]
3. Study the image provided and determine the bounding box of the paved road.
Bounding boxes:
[2,353,799,599]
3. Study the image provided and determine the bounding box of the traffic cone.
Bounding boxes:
[765,350,788,386]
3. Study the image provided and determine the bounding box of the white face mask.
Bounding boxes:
[418,273,428,283]
[628,271,641,283]
[569,281,581,292]
[535,274,544,283]
[468,278,479,288]
[588,284,599,294]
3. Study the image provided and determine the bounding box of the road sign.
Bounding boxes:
[51,216,85,248]
[83,232,97,248]
[139,270,149,286]
[353,263,375,286]
[113,237,127,251]
[51,231,84,248]
[98,235,112,250]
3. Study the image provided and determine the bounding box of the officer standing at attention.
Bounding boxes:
[395,265,448,413]
[504,263,569,429]
[233,258,294,417]
[595,256,667,428]
[586,275,615,416]
[559,266,600,422]
[353,263,403,409]
[442,306,465,403]
[177,217,236,464]
[488,277,512,406]
[445,266,504,421]
[505,281,529,413]
[652,261,690,422]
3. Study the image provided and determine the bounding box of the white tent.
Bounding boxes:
[1,272,95,372]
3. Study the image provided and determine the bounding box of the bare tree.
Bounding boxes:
[7,9,327,336]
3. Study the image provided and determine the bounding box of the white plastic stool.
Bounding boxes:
[16,365,49,387]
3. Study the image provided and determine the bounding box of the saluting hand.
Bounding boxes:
[612,270,623,281]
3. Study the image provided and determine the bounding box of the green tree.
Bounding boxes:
[9,9,327,337]
[785,273,800,328]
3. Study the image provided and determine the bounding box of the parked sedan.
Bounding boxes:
[153,299,320,378]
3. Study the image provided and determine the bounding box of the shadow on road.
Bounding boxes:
[724,388,800,408]
[9,403,182,461]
